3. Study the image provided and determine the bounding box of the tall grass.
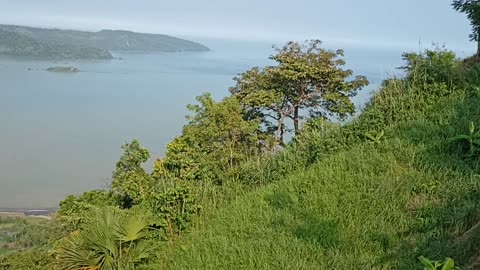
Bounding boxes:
[145,50,480,269]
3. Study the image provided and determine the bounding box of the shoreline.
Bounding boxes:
[0,208,56,219]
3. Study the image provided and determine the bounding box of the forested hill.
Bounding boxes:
[0,24,210,60]
[0,28,113,60]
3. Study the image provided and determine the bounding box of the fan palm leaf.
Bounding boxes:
[56,207,152,270]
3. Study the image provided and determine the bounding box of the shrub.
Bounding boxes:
[402,47,462,88]
[357,48,462,132]
[139,182,201,238]
[0,249,53,269]
[57,190,117,231]
[55,207,153,270]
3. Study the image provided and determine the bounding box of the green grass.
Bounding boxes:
[145,76,480,269]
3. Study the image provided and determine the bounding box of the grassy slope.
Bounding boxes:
[149,75,480,269]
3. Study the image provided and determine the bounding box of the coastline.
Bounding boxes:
[0,208,55,219]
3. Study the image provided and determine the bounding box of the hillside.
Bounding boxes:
[2,45,480,270]
[0,29,113,60]
[0,24,210,60]
[147,53,480,269]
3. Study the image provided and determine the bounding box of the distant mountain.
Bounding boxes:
[0,28,113,60]
[0,24,210,60]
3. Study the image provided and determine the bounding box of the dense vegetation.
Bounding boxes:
[0,24,209,60]
[3,2,480,269]
[0,29,112,60]
[0,217,60,269]
[151,47,480,269]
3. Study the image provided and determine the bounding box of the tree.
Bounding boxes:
[111,140,154,207]
[56,207,152,270]
[230,40,369,145]
[453,0,480,58]
[58,190,117,231]
[157,93,260,182]
[112,139,150,181]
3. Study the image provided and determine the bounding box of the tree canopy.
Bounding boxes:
[157,93,261,182]
[230,40,368,145]
[452,0,480,57]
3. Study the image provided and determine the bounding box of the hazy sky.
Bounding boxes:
[0,0,474,51]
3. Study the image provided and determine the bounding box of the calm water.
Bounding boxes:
[0,39,404,208]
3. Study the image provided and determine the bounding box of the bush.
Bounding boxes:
[293,118,352,165]
[402,47,462,88]
[0,249,53,269]
[138,182,201,238]
[57,190,117,231]
[355,48,463,133]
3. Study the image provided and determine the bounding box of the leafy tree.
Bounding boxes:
[230,40,369,145]
[158,93,260,182]
[58,140,201,240]
[401,47,461,89]
[111,140,153,207]
[55,207,152,270]
[58,190,117,231]
[112,139,150,181]
[452,0,480,58]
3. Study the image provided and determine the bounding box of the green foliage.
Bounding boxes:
[0,249,53,270]
[58,139,202,242]
[0,217,61,252]
[141,183,201,237]
[113,140,150,181]
[364,130,385,144]
[357,48,461,133]
[112,140,152,206]
[292,117,352,165]
[55,207,152,270]
[109,140,201,238]
[147,44,480,269]
[230,40,368,144]
[418,256,458,270]
[452,0,480,56]
[0,28,112,60]
[159,94,261,183]
[58,190,117,231]
[0,218,60,269]
[449,121,480,160]
[14,35,480,269]
[402,47,462,88]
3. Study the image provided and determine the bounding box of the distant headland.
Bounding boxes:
[0,24,210,60]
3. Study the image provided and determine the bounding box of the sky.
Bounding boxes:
[0,0,475,52]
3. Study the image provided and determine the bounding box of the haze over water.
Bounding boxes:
[0,38,469,208]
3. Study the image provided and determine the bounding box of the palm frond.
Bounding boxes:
[56,207,152,270]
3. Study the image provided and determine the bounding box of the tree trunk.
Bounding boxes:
[276,114,285,146]
[293,106,300,135]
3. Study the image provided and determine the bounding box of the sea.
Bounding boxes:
[0,38,426,208]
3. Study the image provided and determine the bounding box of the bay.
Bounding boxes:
[0,38,404,208]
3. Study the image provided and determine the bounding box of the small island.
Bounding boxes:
[46,66,80,73]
